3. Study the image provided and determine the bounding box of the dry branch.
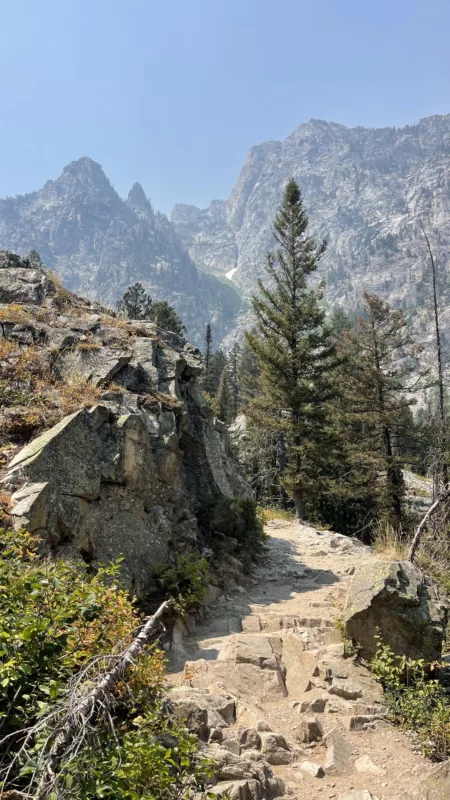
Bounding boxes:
[408,493,449,562]
[32,599,171,799]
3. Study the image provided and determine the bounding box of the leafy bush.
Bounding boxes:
[66,703,213,799]
[197,496,266,570]
[371,633,450,759]
[153,553,210,614]
[0,528,209,796]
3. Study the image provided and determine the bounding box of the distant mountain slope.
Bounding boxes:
[0,158,242,347]
[172,114,450,355]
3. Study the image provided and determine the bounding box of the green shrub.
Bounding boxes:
[154,553,210,614]
[0,528,210,796]
[333,617,360,658]
[66,703,213,800]
[371,633,450,759]
[197,496,266,570]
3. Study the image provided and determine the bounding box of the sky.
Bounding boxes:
[1,0,450,214]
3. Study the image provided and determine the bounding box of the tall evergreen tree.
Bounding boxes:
[201,323,214,395]
[215,366,234,423]
[237,337,260,409]
[338,292,425,527]
[229,343,241,418]
[246,178,337,519]
[210,349,228,395]
[117,283,153,320]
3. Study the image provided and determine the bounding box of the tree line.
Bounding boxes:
[200,179,447,540]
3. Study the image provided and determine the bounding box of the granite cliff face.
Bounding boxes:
[172,114,450,353]
[0,159,242,347]
[0,252,249,596]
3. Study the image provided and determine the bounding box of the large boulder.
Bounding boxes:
[0,251,55,304]
[6,410,101,499]
[345,560,448,662]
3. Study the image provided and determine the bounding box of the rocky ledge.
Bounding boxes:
[0,251,249,596]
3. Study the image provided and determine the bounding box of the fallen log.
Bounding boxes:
[34,599,171,799]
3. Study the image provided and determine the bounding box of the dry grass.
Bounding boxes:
[0,335,101,445]
[371,520,408,560]
[75,342,101,351]
[258,506,296,524]
[58,375,101,415]
[140,389,182,411]
[100,314,132,331]
[0,304,32,324]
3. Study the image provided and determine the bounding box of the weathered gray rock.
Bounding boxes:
[235,635,278,670]
[354,755,386,776]
[328,680,363,701]
[7,409,101,499]
[345,560,448,661]
[297,715,324,743]
[298,697,328,713]
[10,482,50,532]
[209,780,251,799]
[0,264,55,305]
[324,729,353,776]
[282,631,317,696]
[3,277,251,594]
[393,760,450,799]
[56,346,132,387]
[260,733,293,765]
[299,761,324,778]
[266,776,285,800]
[239,728,262,752]
[171,699,208,740]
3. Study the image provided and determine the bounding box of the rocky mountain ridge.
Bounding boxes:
[0,158,242,347]
[172,114,450,356]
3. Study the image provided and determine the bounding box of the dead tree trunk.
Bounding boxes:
[35,600,171,799]
[408,493,448,562]
[421,223,448,492]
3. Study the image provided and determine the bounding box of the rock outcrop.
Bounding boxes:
[0,253,249,596]
[344,560,448,662]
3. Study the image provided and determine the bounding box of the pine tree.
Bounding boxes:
[237,337,260,408]
[246,178,337,519]
[210,349,228,395]
[228,343,241,418]
[152,300,186,336]
[215,366,234,423]
[117,283,153,320]
[338,292,425,527]
[201,323,214,394]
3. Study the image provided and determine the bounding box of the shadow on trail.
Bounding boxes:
[165,526,340,674]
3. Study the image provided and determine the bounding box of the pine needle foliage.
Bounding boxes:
[337,292,427,527]
[246,179,337,518]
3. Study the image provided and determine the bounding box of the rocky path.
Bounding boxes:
[167,521,436,800]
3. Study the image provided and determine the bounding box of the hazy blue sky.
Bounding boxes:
[1,0,449,212]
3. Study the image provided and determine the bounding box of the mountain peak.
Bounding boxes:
[127,182,149,209]
[59,157,116,197]
[62,156,105,179]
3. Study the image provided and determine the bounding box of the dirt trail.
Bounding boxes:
[167,521,433,800]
